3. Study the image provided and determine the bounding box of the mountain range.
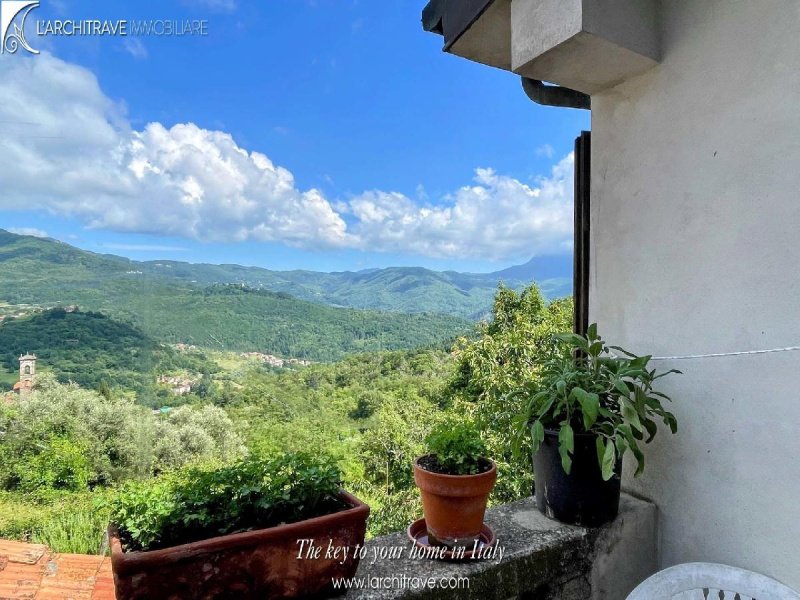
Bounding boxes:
[0,229,572,359]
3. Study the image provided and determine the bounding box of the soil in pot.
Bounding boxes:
[413,455,496,549]
[533,430,621,527]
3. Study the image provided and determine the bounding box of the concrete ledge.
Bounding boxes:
[346,494,655,600]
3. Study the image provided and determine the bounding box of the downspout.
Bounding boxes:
[521,77,590,110]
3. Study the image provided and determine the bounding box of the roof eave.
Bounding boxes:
[421,0,498,53]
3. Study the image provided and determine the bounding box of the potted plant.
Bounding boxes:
[413,420,496,548]
[512,324,680,527]
[107,452,369,600]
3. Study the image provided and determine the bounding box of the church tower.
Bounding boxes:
[18,353,36,397]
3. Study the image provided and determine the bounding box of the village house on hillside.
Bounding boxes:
[157,374,196,396]
[239,352,312,368]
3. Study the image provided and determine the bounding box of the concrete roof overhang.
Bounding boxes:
[423,0,511,71]
[422,0,661,95]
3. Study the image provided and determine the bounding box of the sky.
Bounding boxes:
[0,0,589,273]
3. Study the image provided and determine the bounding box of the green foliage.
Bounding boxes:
[0,376,246,492]
[224,349,455,537]
[512,324,680,480]
[0,308,219,399]
[0,490,111,554]
[354,486,419,539]
[17,437,91,493]
[0,277,587,552]
[31,504,110,555]
[0,229,588,558]
[424,420,488,475]
[109,453,343,552]
[358,394,437,495]
[0,492,53,540]
[446,284,573,500]
[152,405,248,472]
[127,284,469,362]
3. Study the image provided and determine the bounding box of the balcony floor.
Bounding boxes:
[0,539,114,600]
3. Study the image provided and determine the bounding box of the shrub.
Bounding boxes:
[0,492,48,540]
[17,436,92,492]
[357,487,420,538]
[0,490,111,554]
[445,285,573,500]
[153,405,247,472]
[512,325,680,480]
[424,420,488,475]
[0,375,246,491]
[31,503,110,555]
[109,452,343,552]
[358,394,436,494]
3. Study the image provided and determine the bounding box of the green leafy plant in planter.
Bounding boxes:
[109,452,344,552]
[423,420,489,475]
[511,324,680,526]
[413,420,496,547]
[107,452,371,600]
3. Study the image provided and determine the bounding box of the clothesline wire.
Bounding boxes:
[608,345,800,361]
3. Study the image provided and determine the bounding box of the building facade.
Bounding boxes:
[423,0,800,590]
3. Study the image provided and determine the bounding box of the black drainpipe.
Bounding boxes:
[521,77,590,110]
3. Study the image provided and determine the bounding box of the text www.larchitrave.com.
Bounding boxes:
[332,575,470,591]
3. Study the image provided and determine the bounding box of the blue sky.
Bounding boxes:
[0,0,589,273]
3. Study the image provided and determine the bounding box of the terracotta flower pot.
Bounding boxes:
[413,456,497,547]
[109,490,369,600]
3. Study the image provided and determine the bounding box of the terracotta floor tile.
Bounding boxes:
[0,540,116,600]
[0,541,47,566]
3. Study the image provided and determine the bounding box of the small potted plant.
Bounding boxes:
[413,420,496,548]
[107,452,369,600]
[512,324,679,527]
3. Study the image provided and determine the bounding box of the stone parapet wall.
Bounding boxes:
[346,494,656,600]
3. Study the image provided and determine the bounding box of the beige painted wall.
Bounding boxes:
[590,0,800,588]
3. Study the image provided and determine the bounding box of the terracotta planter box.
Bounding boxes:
[109,490,369,600]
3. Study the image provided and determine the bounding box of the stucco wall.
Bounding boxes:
[590,0,800,588]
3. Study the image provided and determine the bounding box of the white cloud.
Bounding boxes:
[123,38,148,60]
[0,53,573,262]
[348,157,574,261]
[100,243,187,252]
[536,143,555,159]
[185,0,236,11]
[0,54,351,250]
[7,227,49,238]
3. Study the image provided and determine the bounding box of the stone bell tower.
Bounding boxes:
[18,353,36,397]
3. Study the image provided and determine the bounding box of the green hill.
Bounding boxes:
[113,284,469,361]
[134,261,570,319]
[0,309,207,392]
[0,229,571,321]
[0,231,470,360]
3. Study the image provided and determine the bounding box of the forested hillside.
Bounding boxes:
[117,284,469,360]
[0,231,470,360]
[0,229,571,319]
[0,309,214,393]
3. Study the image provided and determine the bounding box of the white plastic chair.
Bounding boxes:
[626,563,800,600]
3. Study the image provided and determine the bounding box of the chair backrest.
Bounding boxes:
[626,563,800,600]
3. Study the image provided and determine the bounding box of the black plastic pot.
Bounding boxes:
[533,429,622,527]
